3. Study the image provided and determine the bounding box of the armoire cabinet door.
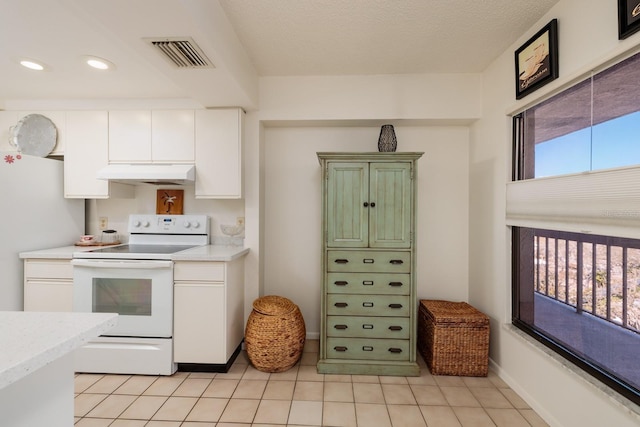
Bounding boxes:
[326,162,369,248]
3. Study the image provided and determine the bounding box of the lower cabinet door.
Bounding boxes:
[173,283,225,363]
[326,337,410,361]
[24,280,73,311]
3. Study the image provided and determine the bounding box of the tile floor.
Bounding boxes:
[74,340,549,427]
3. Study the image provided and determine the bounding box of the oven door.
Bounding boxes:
[71,259,173,338]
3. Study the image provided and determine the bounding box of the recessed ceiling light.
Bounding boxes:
[19,59,46,71]
[82,55,115,70]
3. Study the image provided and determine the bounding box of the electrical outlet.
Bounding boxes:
[99,217,108,230]
[236,216,245,226]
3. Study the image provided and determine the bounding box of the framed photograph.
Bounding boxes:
[618,0,640,39]
[515,19,559,100]
[156,189,184,215]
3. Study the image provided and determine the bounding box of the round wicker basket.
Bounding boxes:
[245,295,306,372]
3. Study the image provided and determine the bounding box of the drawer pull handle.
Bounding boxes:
[363,302,374,307]
[334,346,348,352]
[389,326,403,331]
[363,346,374,351]
[334,281,348,286]
[362,324,374,329]
[334,324,348,330]
[388,282,403,287]
[388,347,403,353]
[334,302,348,308]
[389,259,404,265]
[335,259,349,264]
[363,258,374,264]
[362,281,374,286]
[389,303,403,309]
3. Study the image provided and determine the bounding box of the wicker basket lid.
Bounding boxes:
[252,295,296,315]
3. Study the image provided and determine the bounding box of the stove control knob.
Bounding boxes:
[142,221,150,228]
[132,220,141,228]
[192,221,200,229]
[183,221,191,228]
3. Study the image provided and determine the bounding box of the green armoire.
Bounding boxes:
[317,152,423,376]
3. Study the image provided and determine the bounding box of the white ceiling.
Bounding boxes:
[0,0,558,110]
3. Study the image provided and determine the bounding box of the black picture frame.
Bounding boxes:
[618,0,640,39]
[514,19,559,100]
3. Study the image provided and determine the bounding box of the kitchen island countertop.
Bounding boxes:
[19,244,249,261]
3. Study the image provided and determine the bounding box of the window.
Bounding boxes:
[510,51,640,405]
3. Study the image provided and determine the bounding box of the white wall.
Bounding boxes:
[470,0,640,425]
[262,125,469,335]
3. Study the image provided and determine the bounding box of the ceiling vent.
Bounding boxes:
[145,37,214,69]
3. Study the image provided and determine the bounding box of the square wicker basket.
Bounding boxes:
[418,300,490,377]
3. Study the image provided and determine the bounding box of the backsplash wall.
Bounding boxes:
[86,184,244,243]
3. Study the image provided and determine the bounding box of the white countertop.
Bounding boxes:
[0,311,117,389]
[19,245,249,262]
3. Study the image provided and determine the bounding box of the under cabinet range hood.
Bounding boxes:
[97,164,195,185]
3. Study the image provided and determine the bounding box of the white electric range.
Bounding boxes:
[71,214,209,375]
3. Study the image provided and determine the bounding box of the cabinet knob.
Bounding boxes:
[363,202,369,207]
[370,202,376,207]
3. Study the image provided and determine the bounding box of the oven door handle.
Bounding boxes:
[71,259,173,269]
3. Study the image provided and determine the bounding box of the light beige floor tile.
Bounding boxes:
[288,400,323,425]
[485,408,530,427]
[463,376,495,388]
[440,386,481,407]
[410,385,448,406]
[184,397,228,422]
[420,405,462,427]
[352,374,380,384]
[187,372,216,379]
[75,418,114,427]
[499,388,530,409]
[143,421,181,427]
[353,382,385,404]
[202,378,239,398]
[74,393,108,417]
[151,396,197,421]
[452,407,495,426]
[216,361,247,379]
[354,403,391,427]
[297,364,325,381]
[232,379,267,398]
[263,379,296,400]
[300,351,319,366]
[85,374,131,394]
[324,373,352,382]
[172,378,212,397]
[110,420,148,427]
[114,375,158,395]
[143,376,185,396]
[85,394,138,418]
[324,381,354,402]
[519,409,550,426]
[253,399,291,424]
[118,395,167,420]
[407,371,437,386]
[379,375,408,384]
[381,384,416,405]
[487,371,510,388]
[269,365,299,381]
[434,376,466,387]
[387,404,428,427]
[181,422,217,427]
[470,387,513,409]
[242,365,272,380]
[74,374,104,393]
[323,401,357,427]
[293,380,324,401]
[218,398,260,423]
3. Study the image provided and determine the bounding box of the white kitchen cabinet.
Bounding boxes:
[173,259,244,368]
[23,259,73,312]
[65,111,134,199]
[0,110,66,155]
[107,110,194,163]
[194,108,244,199]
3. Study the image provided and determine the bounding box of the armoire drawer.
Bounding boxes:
[327,272,410,295]
[327,316,410,339]
[327,250,410,273]
[326,337,410,361]
[327,294,410,316]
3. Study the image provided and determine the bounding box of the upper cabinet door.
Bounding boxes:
[108,110,152,162]
[152,110,195,163]
[368,162,412,248]
[326,162,369,248]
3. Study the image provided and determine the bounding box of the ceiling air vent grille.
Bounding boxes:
[146,37,214,69]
